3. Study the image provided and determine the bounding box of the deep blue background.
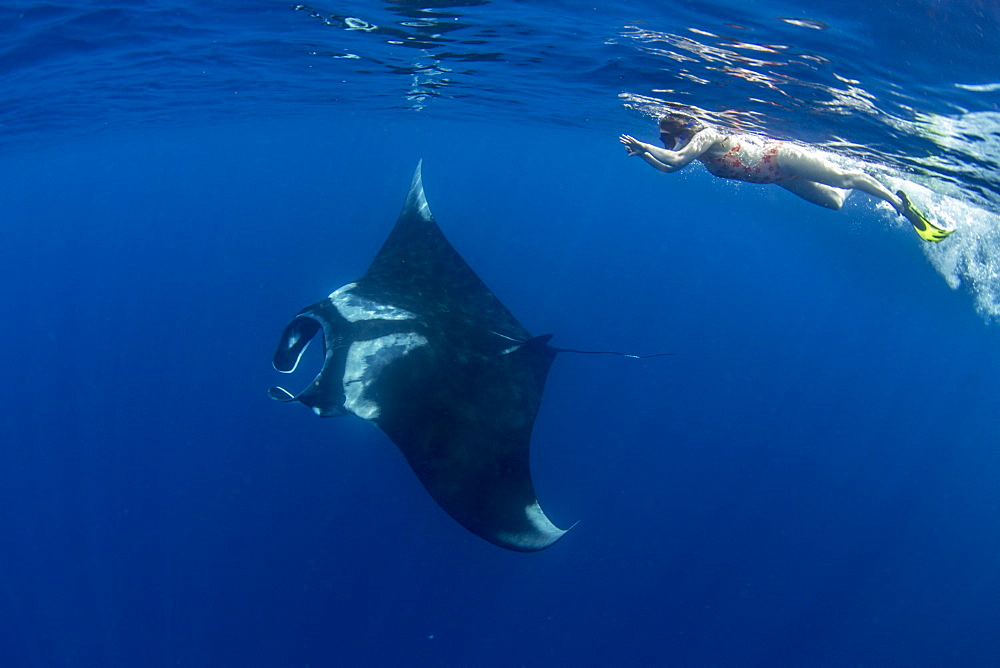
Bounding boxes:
[2,114,999,666]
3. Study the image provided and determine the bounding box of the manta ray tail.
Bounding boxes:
[552,347,674,359]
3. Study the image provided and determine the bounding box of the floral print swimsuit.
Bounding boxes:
[700,134,795,184]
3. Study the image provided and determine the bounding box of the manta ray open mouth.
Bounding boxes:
[268,314,343,416]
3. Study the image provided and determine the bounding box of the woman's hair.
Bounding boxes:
[658,112,702,149]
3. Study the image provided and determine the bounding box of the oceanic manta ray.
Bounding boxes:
[270,162,663,551]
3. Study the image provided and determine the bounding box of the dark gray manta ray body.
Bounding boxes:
[270,161,568,552]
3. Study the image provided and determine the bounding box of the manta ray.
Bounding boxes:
[270,162,661,552]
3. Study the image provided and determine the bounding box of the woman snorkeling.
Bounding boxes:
[619,113,952,242]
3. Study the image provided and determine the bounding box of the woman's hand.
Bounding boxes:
[619,134,647,156]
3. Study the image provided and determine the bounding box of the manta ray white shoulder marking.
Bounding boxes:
[329,283,416,323]
[343,332,428,420]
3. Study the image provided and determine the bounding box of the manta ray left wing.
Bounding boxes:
[270,161,569,552]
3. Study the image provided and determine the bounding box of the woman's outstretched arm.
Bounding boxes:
[619,128,721,172]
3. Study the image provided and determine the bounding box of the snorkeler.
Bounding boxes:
[619,113,953,242]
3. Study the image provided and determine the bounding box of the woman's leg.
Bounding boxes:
[778,144,953,242]
[777,145,904,212]
[777,179,849,210]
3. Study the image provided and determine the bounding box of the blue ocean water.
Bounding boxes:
[2,1,1000,665]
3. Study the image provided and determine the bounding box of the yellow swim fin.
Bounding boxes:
[897,190,953,242]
